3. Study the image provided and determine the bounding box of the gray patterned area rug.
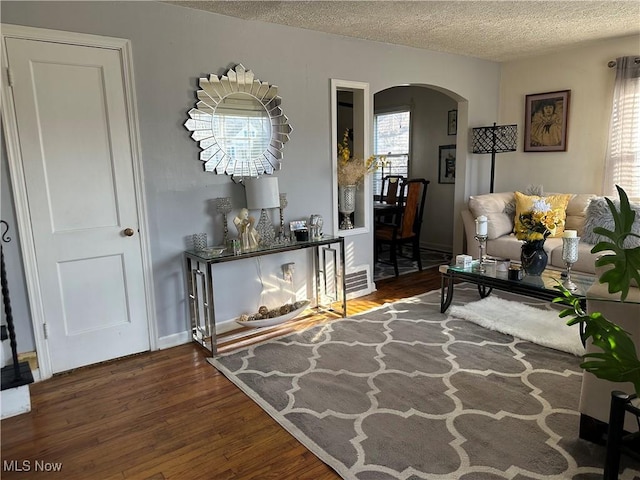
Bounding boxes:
[209,285,640,480]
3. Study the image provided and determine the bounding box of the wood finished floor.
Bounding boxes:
[1,268,442,480]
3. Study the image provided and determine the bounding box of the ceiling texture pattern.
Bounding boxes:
[164,1,640,62]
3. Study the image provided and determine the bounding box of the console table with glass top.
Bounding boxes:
[184,235,346,355]
[439,262,595,313]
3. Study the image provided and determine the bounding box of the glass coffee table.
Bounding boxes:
[439,261,595,313]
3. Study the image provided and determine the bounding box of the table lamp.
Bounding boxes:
[245,177,280,247]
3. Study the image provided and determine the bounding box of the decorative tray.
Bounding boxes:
[235,300,311,328]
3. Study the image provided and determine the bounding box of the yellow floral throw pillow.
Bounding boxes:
[514,192,572,239]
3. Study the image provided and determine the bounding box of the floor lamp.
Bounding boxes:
[472,123,517,193]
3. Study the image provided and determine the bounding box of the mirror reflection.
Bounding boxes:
[184,64,292,181]
[213,93,271,164]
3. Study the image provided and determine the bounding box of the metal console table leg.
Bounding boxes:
[185,236,347,355]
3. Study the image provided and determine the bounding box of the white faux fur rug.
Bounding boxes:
[450,296,586,356]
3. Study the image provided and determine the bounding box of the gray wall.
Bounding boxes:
[1,131,35,363]
[1,1,501,352]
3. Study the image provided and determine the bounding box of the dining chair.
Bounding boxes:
[374,178,429,277]
[376,174,405,224]
[379,175,405,205]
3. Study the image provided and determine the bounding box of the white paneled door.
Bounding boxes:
[4,34,151,374]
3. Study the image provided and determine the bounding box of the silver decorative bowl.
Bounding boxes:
[201,246,226,257]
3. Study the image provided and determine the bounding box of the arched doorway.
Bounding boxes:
[373,85,461,281]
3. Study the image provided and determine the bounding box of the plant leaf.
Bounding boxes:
[553,282,640,395]
[591,185,640,301]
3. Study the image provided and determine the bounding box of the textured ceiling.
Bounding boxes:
[164,1,640,62]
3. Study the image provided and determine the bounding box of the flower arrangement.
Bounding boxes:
[515,198,562,242]
[337,129,381,186]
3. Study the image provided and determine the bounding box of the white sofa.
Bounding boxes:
[461,192,599,275]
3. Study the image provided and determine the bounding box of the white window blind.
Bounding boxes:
[603,56,640,200]
[373,110,410,197]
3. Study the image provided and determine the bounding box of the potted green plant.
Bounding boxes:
[554,185,640,395]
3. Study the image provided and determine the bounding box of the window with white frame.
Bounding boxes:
[603,56,640,199]
[373,110,410,197]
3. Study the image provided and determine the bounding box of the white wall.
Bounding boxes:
[1,1,501,351]
[498,34,640,195]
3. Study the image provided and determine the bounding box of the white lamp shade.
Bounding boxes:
[245,177,280,209]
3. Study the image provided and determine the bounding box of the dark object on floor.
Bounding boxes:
[604,391,640,480]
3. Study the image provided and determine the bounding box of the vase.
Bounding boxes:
[338,184,356,230]
[520,240,548,275]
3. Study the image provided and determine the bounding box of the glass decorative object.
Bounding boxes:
[255,211,276,247]
[338,184,356,230]
[192,233,208,251]
[562,236,580,291]
[310,214,323,239]
[216,197,232,246]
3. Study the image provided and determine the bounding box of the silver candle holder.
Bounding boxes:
[474,215,489,273]
[562,236,580,291]
[474,234,488,273]
[276,193,290,244]
[215,197,232,246]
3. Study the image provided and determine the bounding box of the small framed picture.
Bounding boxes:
[447,109,457,135]
[524,90,570,152]
[289,220,307,232]
[438,145,456,184]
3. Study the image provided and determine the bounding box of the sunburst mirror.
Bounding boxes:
[184,64,292,181]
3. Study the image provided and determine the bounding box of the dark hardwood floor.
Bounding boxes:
[1,268,442,480]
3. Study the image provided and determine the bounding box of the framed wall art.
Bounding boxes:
[447,109,457,135]
[524,90,570,152]
[438,145,456,184]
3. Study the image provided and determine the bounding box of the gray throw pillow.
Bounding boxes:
[581,196,640,247]
[504,184,545,218]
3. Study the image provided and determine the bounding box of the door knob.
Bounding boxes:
[123,228,135,237]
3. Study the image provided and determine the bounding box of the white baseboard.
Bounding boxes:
[156,331,191,350]
[156,319,241,351]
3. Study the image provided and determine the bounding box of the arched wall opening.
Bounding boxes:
[373,84,469,255]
